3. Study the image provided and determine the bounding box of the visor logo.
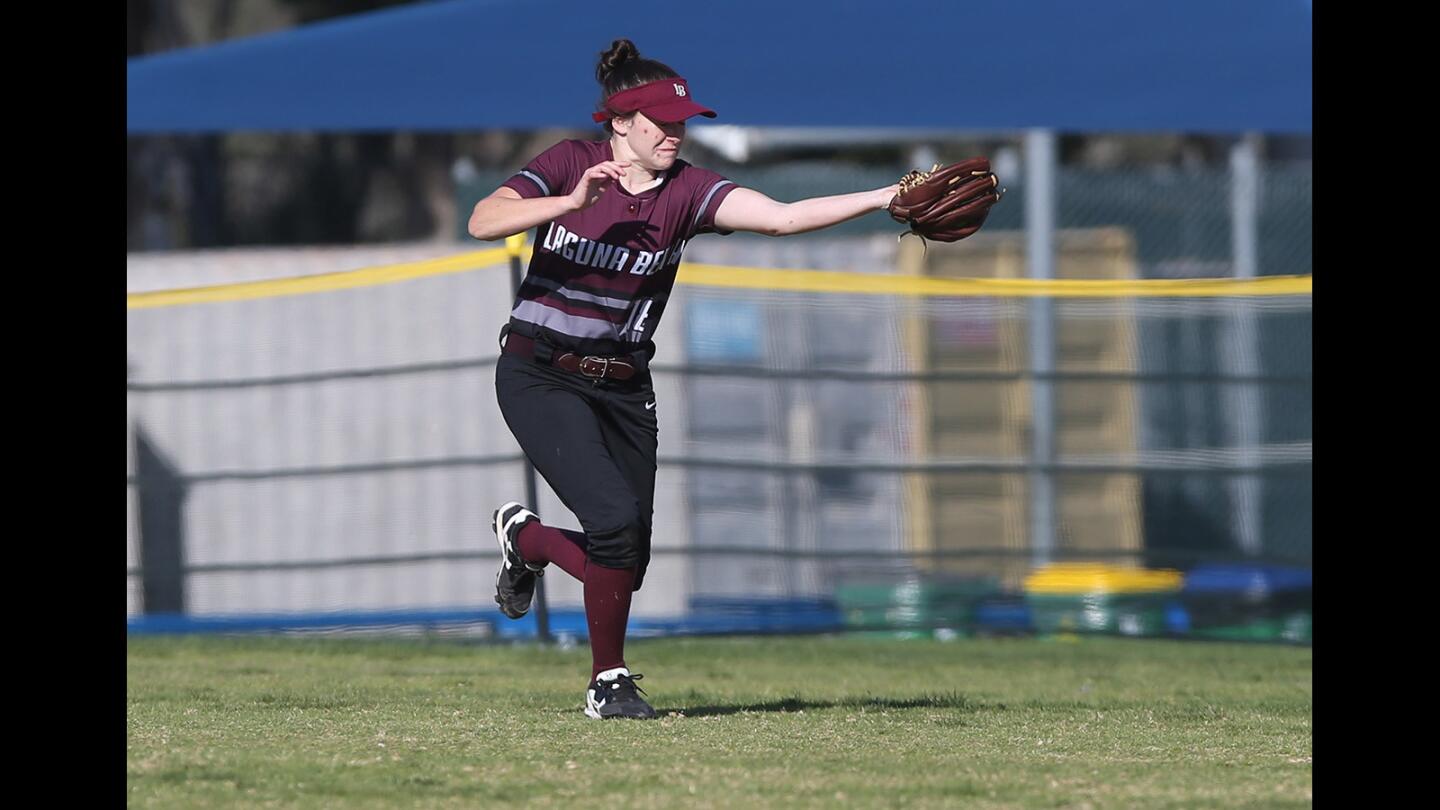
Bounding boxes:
[674,84,687,97]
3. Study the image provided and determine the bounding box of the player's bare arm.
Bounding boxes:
[712,185,901,237]
[467,159,632,241]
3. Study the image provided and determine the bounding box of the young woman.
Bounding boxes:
[468,38,901,720]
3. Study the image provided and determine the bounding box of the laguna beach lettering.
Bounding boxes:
[542,223,687,276]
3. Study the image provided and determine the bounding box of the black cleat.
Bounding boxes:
[492,501,544,619]
[584,668,657,719]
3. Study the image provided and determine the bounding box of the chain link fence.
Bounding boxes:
[127,157,1311,641]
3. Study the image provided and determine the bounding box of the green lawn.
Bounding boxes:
[127,634,1311,808]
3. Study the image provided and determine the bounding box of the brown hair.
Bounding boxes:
[595,39,679,133]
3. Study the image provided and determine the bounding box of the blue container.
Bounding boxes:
[1182,564,1312,601]
[1180,563,1312,642]
[972,597,1032,635]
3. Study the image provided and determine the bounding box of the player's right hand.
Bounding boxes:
[568,160,630,211]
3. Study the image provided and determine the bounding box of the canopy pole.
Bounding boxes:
[1226,133,1264,556]
[1025,129,1058,567]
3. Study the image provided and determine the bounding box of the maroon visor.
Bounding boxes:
[591,78,717,124]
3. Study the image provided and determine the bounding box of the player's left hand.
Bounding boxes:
[887,158,1004,243]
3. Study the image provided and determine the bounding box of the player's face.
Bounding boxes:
[623,111,686,171]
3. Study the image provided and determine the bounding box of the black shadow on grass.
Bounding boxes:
[674,692,986,717]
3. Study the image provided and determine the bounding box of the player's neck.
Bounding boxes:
[609,138,664,193]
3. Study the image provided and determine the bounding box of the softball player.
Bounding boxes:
[468,38,901,719]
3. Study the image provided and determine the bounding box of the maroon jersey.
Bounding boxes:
[501,139,738,356]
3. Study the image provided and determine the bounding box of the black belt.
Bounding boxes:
[502,331,643,381]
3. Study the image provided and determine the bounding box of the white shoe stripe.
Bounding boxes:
[501,507,533,541]
[494,507,513,570]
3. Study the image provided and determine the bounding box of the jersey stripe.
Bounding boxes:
[524,292,624,321]
[523,270,648,302]
[692,179,735,232]
[520,274,633,310]
[512,299,620,339]
[515,170,551,196]
[523,291,627,321]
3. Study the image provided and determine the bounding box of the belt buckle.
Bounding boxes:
[580,355,611,379]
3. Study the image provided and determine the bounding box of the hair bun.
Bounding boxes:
[596,39,641,84]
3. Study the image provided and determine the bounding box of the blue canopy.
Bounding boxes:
[126,0,1311,134]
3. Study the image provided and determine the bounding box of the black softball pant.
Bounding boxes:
[493,352,658,591]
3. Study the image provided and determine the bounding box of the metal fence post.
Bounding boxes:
[1025,129,1058,567]
[1227,133,1264,556]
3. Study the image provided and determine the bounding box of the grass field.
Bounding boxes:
[127,634,1311,808]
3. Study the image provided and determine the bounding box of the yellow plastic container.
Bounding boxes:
[1024,563,1183,595]
[1023,564,1183,636]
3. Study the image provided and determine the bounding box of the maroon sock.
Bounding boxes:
[584,563,637,680]
[516,521,588,582]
